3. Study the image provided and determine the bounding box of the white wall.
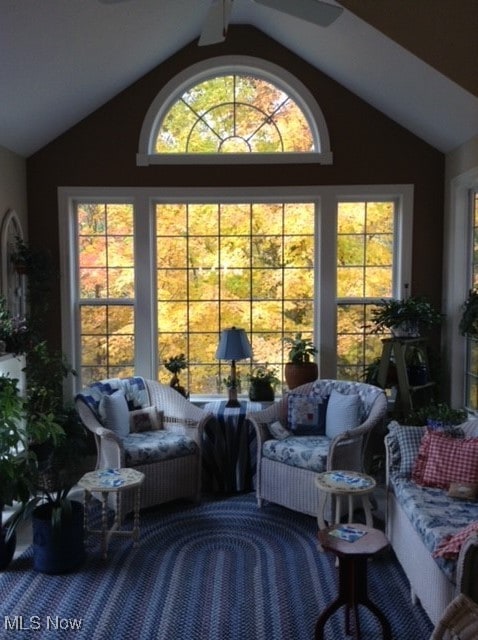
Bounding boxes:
[444,134,478,407]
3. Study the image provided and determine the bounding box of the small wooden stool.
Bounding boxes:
[315,470,376,530]
[315,524,392,640]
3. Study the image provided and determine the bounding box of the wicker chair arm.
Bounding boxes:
[246,399,287,444]
[326,391,387,471]
[75,398,125,468]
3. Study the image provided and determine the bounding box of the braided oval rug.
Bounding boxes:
[0,494,433,639]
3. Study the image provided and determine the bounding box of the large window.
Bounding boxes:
[61,186,412,394]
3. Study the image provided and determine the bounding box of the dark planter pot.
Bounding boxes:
[0,528,16,570]
[284,362,318,390]
[32,501,85,574]
[248,381,275,402]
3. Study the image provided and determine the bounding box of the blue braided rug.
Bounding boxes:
[0,494,433,639]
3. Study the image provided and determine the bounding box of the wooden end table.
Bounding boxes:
[78,468,145,559]
[315,470,376,530]
[316,524,392,640]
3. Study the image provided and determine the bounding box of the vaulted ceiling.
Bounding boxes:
[1,0,477,157]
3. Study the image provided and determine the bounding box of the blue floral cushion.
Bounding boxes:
[391,473,478,580]
[262,435,331,472]
[123,431,198,466]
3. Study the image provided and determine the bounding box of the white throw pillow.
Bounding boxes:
[103,389,130,437]
[325,390,360,439]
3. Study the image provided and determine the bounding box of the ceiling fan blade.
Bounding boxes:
[198,0,233,47]
[253,0,343,27]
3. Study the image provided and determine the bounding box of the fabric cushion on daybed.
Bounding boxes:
[387,420,478,581]
[262,388,362,472]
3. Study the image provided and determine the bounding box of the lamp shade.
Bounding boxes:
[215,327,252,361]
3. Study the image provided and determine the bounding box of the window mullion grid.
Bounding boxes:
[217,203,223,383]
[281,203,286,369]
[248,203,253,371]
[186,202,191,391]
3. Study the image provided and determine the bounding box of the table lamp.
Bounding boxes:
[216,327,252,407]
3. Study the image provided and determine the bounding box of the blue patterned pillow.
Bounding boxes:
[288,393,329,436]
[325,390,360,439]
[104,390,130,437]
[387,421,426,478]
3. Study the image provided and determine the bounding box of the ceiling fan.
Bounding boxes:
[99,0,343,47]
[199,0,343,46]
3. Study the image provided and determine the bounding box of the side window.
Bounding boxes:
[336,200,396,380]
[76,202,135,385]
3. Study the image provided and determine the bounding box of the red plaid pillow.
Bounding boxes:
[420,433,478,489]
[433,522,478,559]
[411,431,433,484]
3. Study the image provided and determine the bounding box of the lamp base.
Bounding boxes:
[226,387,240,408]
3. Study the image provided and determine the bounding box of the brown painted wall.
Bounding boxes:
[27,26,444,348]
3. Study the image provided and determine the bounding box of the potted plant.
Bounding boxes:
[369,296,442,337]
[404,401,467,430]
[8,479,85,574]
[284,332,318,389]
[247,366,280,402]
[459,288,478,338]
[163,353,188,397]
[0,376,47,570]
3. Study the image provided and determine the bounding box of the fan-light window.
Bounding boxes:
[156,74,313,154]
[136,57,333,165]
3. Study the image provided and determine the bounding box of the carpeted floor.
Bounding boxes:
[0,493,433,639]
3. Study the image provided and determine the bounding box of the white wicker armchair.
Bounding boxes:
[247,379,387,518]
[75,377,213,514]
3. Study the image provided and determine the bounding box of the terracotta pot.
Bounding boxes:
[284,362,318,390]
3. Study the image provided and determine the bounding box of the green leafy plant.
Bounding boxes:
[0,375,71,542]
[0,295,13,344]
[404,402,467,428]
[247,366,280,388]
[284,333,317,364]
[369,296,442,335]
[163,353,188,374]
[459,288,478,337]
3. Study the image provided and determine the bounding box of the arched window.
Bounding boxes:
[137,56,332,165]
